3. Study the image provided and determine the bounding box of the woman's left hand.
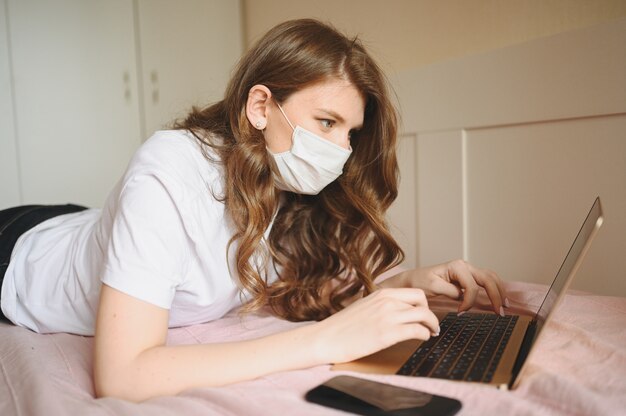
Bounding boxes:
[380,260,509,316]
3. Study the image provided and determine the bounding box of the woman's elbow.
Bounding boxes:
[94,368,144,402]
[94,372,125,400]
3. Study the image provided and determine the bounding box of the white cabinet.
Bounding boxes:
[0,0,242,209]
[0,2,20,206]
[136,0,242,137]
[4,0,142,209]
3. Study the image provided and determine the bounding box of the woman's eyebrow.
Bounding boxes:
[316,108,363,129]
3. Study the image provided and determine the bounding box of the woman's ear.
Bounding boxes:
[246,85,272,130]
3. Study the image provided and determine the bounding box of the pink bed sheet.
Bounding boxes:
[1,280,625,416]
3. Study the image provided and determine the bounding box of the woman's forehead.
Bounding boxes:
[285,79,366,124]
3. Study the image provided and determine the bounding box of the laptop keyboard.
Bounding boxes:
[397,312,518,382]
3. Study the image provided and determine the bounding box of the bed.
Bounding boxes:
[1,279,625,416]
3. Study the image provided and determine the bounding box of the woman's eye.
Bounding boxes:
[320,119,335,129]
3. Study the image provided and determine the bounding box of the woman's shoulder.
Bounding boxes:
[131,129,221,175]
[139,129,218,162]
[122,129,225,199]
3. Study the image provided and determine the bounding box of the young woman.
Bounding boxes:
[0,19,508,401]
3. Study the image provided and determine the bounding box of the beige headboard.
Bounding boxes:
[387,17,626,296]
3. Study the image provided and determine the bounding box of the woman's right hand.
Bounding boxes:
[311,288,440,365]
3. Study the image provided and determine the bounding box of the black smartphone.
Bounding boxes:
[305,376,462,416]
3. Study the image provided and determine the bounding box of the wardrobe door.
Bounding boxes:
[136,0,243,138]
[0,0,20,208]
[0,0,20,209]
[7,0,141,208]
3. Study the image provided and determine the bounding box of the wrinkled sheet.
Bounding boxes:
[1,280,625,416]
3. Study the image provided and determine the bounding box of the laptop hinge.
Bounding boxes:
[508,319,537,388]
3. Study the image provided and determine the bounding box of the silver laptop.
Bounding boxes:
[333,197,604,390]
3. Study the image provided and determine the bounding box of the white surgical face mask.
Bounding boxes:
[268,102,352,195]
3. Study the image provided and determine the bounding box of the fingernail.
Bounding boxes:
[504,298,511,308]
[457,311,466,317]
[499,306,505,317]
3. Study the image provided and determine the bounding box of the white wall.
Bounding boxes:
[388,18,626,296]
[135,0,243,138]
[242,0,626,72]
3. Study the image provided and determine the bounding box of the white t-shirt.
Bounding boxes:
[1,130,276,335]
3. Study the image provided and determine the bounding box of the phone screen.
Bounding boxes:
[305,376,461,416]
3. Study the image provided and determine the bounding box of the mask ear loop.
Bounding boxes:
[265,101,294,157]
[276,102,296,131]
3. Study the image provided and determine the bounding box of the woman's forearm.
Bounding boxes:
[94,285,439,402]
[96,322,323,401]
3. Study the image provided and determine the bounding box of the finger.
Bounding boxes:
[492,269,509,307]
[448,261,478,312]
[469,265,509,312]
[429,277,463,300]
[395,307,440,336]
[371,287,429,307]
[397,323,436,342]
[475,272,503,315]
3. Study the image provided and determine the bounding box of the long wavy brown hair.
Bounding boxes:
[174,19,403,321]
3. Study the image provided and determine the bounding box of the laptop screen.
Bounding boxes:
[533,197,604,338]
